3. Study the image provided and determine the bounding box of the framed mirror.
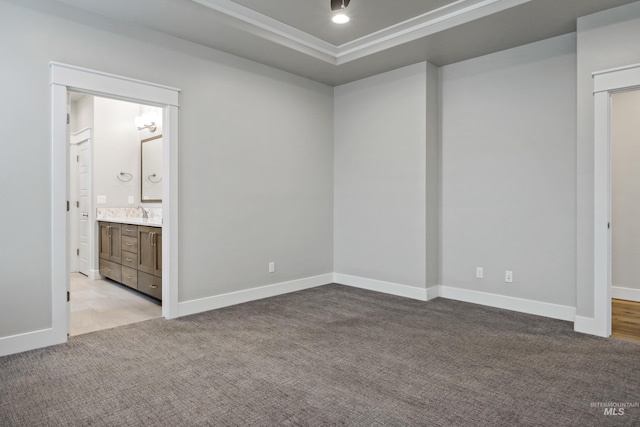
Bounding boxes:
[141,135,163,202]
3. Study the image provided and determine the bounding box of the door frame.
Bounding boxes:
[592,62,640,337]
[51,62,180,344]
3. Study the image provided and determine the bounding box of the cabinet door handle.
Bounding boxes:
[149,284,158,289]
[125,257,132,262]
[126,228,133,232]
[149,232,154,246]
[125,242,133,246]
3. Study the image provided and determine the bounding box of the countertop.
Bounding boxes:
[97,217,162,227]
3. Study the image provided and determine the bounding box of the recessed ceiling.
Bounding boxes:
[52,0,640,86]
[230,0,457,46]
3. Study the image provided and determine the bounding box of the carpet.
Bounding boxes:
[1,284,639,426]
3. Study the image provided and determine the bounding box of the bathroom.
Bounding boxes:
[68,93,164,336]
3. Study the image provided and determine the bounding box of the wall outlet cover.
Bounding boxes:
[505,270,513,283]
[97,195,107,204]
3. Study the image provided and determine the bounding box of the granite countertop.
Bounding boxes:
[97,217,162,227]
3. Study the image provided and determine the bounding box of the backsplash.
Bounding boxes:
[96,207,162,223]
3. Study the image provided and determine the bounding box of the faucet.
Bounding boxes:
[137,206,148,219]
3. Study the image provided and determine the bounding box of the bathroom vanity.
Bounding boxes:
[98,219,162,300]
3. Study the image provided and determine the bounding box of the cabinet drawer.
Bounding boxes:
[99,259,122,282]
[121,266,138,289]
[121,250,137,269]
[121,235,138,253]
[138,271,162,300]
[121,224,138,237]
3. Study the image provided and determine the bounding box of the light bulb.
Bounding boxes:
[332,13,350,24]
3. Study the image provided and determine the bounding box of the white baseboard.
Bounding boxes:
[178,273,333,317]
[612,286,640,302]
[0,328,66,357]
[438,286,576,321]
[89,269,102,280]
[333,273,434,301]
[574,315,608,337]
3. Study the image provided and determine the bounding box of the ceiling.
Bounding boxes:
[230,0,457,46]
[55,0,640,86]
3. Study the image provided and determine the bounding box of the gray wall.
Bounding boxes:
[576,1,640,317]
[611,90,640,290]
[334,62,434,288]
[92,97,142,208]
[0,0,333,337]
[440,34,577,306]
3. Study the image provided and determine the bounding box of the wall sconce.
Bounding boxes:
[135,112,159,132]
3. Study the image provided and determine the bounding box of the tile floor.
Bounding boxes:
[70,272,161,336]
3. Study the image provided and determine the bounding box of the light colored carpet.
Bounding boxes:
[1,284,639,426]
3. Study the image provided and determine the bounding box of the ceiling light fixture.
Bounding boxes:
[331,0,351,25]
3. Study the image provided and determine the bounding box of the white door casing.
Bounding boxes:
[49,62,180,351]
[591,63,640,337]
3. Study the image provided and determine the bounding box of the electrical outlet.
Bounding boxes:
[476,267,484,279]
[128,196,134,204]
[268,262,275,273]
[97,195,107,204]
[505,270,513,283]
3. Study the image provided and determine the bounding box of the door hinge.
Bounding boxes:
[77,248,79,256]
[67,113,70,125]
[608,222,610,229]
[76,155,79,162]
[67,200,70,212]
[67,291,70,302]
[76,201,79,208]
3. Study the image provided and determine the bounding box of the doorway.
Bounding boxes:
[609,89,640,343]
[50,62,180,346]
[67,93,165,336]
[593,63,640,338]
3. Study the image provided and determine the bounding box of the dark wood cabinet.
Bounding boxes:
[99,222,121,263]
[98,221,162,300]
[138,226,162,279]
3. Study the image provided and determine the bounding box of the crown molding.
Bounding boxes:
[191,0,532,65]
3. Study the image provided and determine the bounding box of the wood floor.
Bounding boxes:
[70,272,161,336]
[611,298,640,343]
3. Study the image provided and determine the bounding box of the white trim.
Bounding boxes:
[336,0,531,64]
[590,63,640,339]
[88,269,101,280]
[593,90,612,337]
[191,0,337,63]
[0,328,63,358]
[42,62,180,357]
[70,127,91,144]
[574,316,605,337]
[612,286,640,302]
[50,62,179,106]
[190,0,530,65]
[593,63,640,93]
[178,274,334,317]
[333,273,431,301]
[438,286,576,321]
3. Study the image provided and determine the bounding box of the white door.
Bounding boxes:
[71,128,92,277]
[77,138,91,276]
